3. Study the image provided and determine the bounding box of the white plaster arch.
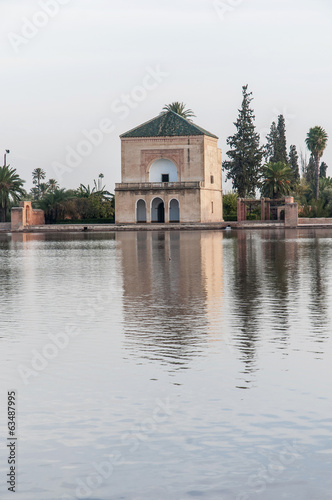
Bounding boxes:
[149,159,178,182]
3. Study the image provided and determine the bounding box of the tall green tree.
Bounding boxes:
[265,115,288,164]
[265,121,278,162]
[261,162,293,199]
[223,85,263,197]
[32,168,46,199]
[48,179,59,193]
[162,102,195,120]
[319,162,328,178]
[0,165,25,222]
[289,144,300,184]
[303,154,316,185]
[39,182,49,197]
[276,115,288,164]
[305,126,328,199]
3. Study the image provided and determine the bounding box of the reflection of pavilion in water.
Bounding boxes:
[117,231,224,369]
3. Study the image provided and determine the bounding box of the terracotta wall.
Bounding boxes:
[11,201,45,231]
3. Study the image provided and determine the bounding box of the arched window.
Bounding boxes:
[169,199,180,223]
[149,159,178,182]
[136,199,146,223]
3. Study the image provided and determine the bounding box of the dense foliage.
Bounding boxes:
[223,85,329,218]
[0,165,26,222]
[35,179,114,224]
[223,192,238,220]
[261,162,293,199]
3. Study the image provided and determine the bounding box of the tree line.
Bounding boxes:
[223,85,329,217]
[0,165,114,223]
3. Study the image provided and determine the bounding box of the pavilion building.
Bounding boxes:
[115,110,223,224]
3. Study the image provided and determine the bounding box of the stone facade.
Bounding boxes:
[11,201,45,231]
[115,112,223,224]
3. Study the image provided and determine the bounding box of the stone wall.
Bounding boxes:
[11,201,45,231]
[298,218,332,225]
[284,201,298,228]
[0,223,11,232]
[200,188,223,223]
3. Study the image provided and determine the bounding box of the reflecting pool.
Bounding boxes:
[0,229,332,499]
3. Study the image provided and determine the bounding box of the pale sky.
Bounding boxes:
[0,0,331,193]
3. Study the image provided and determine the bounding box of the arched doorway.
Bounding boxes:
[136,199,146,223]
[151,197,165,223]
[169,199,180,222]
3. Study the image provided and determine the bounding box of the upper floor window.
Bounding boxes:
[210,175,214,184]
[161,174,169,183]
[149,159,178,182]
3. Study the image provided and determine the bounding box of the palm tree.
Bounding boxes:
[261,162,293,199]
[37,188,71,224]
[48,179,59,193]
[76,184,94,198]
[39,182,49,197]
[162,102,196,121]
[305,126,328,199]
[77,180,112,199]
[0,165,25,222]
[32,168,46,199]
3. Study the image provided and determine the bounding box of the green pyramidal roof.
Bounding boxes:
[120,110,218,139]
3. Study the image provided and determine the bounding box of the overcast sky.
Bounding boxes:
[1,0,331,192]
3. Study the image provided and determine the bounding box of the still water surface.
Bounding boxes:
[0,229,332,499]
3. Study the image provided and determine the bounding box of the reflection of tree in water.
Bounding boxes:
[119,232,209,370]
[307,237,329,343]
[260,231,297,344]
[230,231,303,378]
[230,231,262,377]
[0,235,22,320]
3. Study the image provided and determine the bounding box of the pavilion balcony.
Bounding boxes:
[115,181,204,191]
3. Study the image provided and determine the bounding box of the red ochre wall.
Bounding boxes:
[11,201,45,231]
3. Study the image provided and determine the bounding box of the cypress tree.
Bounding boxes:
[289,145,300,184]
[304,154,316,184]
[223,85,263,198]
[319,162,328,178]
[265,115,288,164]
[265,122,278,162]
[276,115,288,164]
